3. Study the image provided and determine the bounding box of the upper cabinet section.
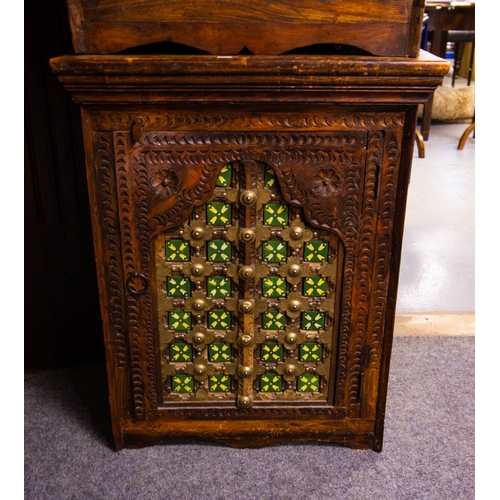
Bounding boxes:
[66,0,425,57]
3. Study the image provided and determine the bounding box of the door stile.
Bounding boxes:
[114,130,159,419]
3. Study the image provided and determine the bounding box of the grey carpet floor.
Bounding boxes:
[24,336,474,500]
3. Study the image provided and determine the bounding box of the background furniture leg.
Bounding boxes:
[457,122,475,150]
[415,130,425,158]
[420,93,434,141]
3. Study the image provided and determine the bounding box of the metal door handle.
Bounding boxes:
[126,273,148,295]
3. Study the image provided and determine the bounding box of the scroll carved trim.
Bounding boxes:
[95,132,128,370]
[92,111,405,133]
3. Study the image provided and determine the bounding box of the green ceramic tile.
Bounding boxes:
[166,276,190,297]
[299,343,323,363]
[207,202,231,226]
[207,276,231,298]
[260,343,284,362]
[208,310,232,330]
[262,241,288,263]
[264,166,277,188]
[262,310,286,330]
[262,276,287,298]
[260,373,283,392]
[303,240,329,263]
[208,343,232,362]
[207,240,232,262]
[303,276,328,297]
[263,203,289,226]
[168,311,192,331]
[209,374,231,392]
[216,163,232,187]
[297,374,320,392]
[171,374,194,393]
[165,239,190,262]
[169,343,193,363]
[301,311,326,331]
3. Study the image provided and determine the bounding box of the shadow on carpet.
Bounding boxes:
[25,336,474,500]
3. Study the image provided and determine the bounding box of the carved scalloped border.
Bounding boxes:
[95,132,128,370]
[92,111,405,133]
[114,132,159,418]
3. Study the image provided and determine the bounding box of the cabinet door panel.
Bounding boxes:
[103,109,403,421]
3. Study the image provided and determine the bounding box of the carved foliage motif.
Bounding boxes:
[139,131,364,239]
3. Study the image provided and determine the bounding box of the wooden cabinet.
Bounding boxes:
[51,2,448,451]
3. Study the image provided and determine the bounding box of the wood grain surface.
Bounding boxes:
[66,0,425,56]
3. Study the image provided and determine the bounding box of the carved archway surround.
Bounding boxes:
[93,108,403,421]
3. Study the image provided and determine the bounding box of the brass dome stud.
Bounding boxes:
[290,226,304,240]
[192,331,206,346]
[285,331,298,345]
[239,334,253,347]
[239,266,255,280]
[191,228,205,240]
[194,363,206,377]
[241,190,257,206]
[191,263,205,277]
[239,300,254,314]
[238,365,254,378]
[238,396,253,409]
[192,298,206,311]
[239,228,256,244]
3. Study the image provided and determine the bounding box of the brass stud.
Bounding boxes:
[193,298,206,311]
[239,300,254,314]
[289,299,302,312]
[239,334,253,346]
[288,264,301,277]
[291,226,304,240]
[238,396,252,408]
[285,331,298,345]
[191,263,205,276]
[191,228,205,240]
[239,365,253,378]
[193,332,206,345]
[241,190,257,206]
[239,228,256,243]
[285,363,297,376]
[194,363,206,376]
[239,266,255,280]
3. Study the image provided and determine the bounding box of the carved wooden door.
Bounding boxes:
[106,107,402,421]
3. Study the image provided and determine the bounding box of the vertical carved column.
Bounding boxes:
[94,132,129,371]
[114,131,159,417]
[347,131,383,416]
[362,131,402,418]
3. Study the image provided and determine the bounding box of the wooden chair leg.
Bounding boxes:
[415,130,425,158]
[420,93,434,141]
[457,122,475,150]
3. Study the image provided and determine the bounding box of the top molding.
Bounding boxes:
[50,52,450,105]
[66,0,425,57]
